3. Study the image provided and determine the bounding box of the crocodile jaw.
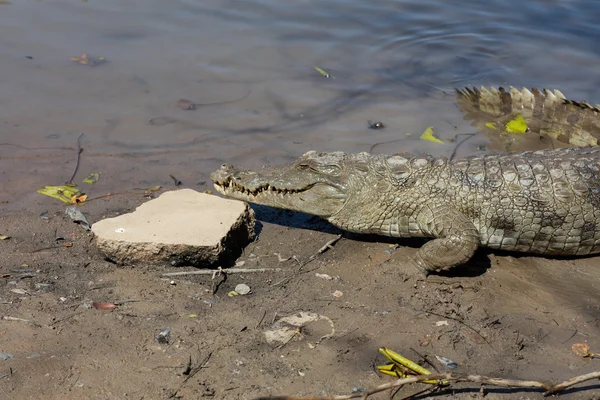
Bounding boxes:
[211,163,347,217]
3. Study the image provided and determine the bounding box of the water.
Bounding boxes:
[1,0,599,208]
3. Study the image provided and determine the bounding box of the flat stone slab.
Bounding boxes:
[92,189,254,267]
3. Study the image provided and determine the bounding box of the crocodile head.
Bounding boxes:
[211,151,378,218]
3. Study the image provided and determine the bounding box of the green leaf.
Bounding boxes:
[505,113,528,133]
[419,126,444,144]
[37,185,80,203]
[314,66,331,78]
[83,173,100,184]
[485,122,498,130]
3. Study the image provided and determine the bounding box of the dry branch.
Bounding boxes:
[252,371,600,399]
[161,268,281,277]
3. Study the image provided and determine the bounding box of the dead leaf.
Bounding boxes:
[572,343,594,358]
[71,194,87,204]
[92,302,116,311]
[0,235,10,240]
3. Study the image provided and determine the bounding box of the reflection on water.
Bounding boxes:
[1,0,599,207]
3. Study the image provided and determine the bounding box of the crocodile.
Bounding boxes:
[211,87,600,274]
[456,86,600,147]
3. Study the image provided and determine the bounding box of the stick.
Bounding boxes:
[66,133,84,185]
[273,234,344,287]
[417,308,491,347]
[161,268,281,277]
[449,132,476,161]
[0,315,41,327]
[317,234,342,254]
[252,371,600,399]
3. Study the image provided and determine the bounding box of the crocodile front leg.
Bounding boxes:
[413,203,480,274]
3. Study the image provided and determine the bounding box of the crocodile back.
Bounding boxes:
[442,147,600,255]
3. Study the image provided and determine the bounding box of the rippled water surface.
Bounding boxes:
[1,0,600,207]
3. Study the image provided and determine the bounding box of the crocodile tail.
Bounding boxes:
[456,86,600,147]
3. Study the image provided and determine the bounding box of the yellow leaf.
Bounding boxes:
[83,173,100,184]
[505,113,528,133]
[204,189,213,194]
[227,291,239,297]
[0,235,10,240]
[485,122,498,130]
[419,126,444,144]
[37,185,80,203]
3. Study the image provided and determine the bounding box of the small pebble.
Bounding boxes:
[235,284,251,295]
[156,328,171,344]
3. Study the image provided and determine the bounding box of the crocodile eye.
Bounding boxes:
[297,163,310,170]
[319,165,341,176]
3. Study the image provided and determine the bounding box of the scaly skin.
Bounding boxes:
[456,86,600,147]
[212,148,600,274]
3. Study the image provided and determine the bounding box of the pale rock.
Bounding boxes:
[92,189,254,267]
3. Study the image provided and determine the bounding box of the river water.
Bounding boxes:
[1,0,599,208]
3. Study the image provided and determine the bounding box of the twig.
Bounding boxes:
[417,309,491,347]
[31,243,74,253]
[66,133,84,185]
[252,371,600,399]
[182,351,212,384]
[273,234,343,287]
[256,310,267,329]
[317,234,342,254]
[0,315,41,327]
[50,311,84,326]
[449,132,476,161]
[161,268,281,277]
[113,299,148,306]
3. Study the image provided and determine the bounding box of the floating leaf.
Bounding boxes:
[0,1,13,5]
[485,122,498,130]
[146,185,162,193]
[505,113,528,133]
[83,173,100,184]
[70,52,106,66]
[0,235,9,240]
[420,126,444,144]
[37,185,80,203]
[314,66,331,78]
[227,291,239,297]
[177,99,196,110]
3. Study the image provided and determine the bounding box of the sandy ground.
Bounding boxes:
[1,191,599,400]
